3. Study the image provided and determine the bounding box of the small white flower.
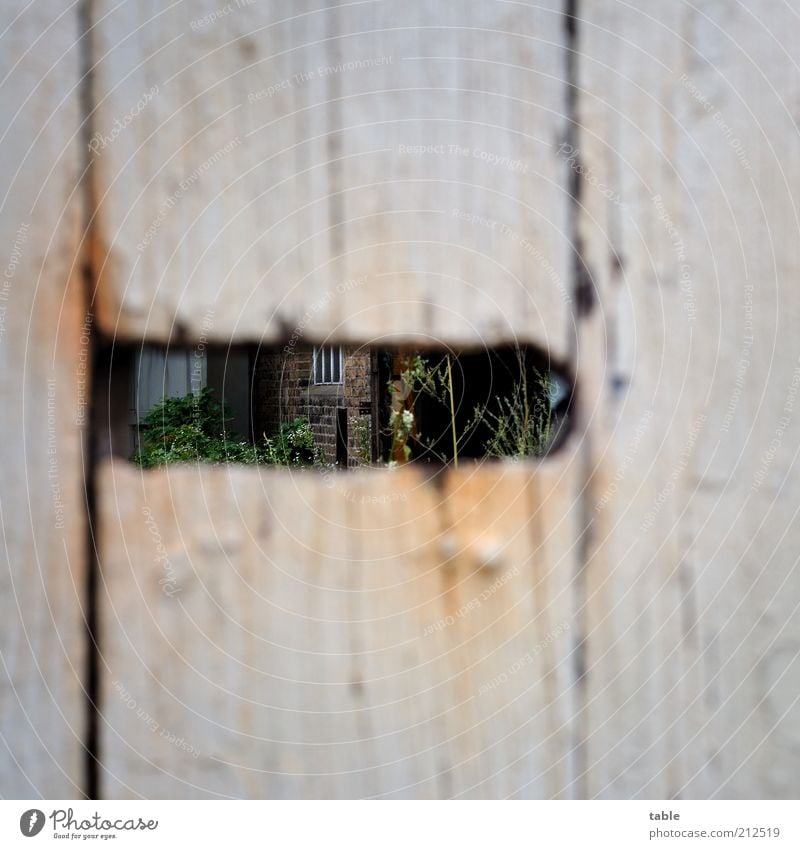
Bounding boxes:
[402,409,414,430]
[388,460,399,471]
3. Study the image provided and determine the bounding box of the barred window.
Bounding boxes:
[313,345,343,384]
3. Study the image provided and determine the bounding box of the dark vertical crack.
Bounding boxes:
[325,12,345,264]
[77,0,101,800]
[564,0,591,799]
[565,0,594,320]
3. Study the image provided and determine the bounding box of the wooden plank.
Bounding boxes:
[573,0,700,799]
[0,0,87,797]
[576,0,800,798]
[97,457,579,798]
[88,0,800,801]
[434,458,579,798]
[89,0,572,358]
[92,0,583,799]
[673,0,800,797]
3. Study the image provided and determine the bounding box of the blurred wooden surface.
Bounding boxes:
[576,1,800,799]
[90,0,573,358]
[97,460,579,798]
[3,0,800,799]
[0,0,87,797]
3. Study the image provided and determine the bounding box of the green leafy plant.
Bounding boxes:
[133,389,242,467]
[386,348,557,465]
[386,355,428,464]
[262,418,322,466]
[386,353,477,465]
[471,363,554,459]
[388,406,416,464]
[132,389,320,468]
[350,414,372,465]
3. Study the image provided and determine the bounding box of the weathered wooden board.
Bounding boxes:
[576,0,800,798]
[7,0,792,802]
[97,458,580,798]
[89,0,572,358]
[0,1,88,797]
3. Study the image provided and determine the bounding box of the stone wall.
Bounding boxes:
[253,345,374,466]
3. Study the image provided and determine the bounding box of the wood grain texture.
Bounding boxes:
[89,0,573,359]
[0,0,87,797]
[18,0,795,801]
[575,0,800,798]
[97,457,580,799]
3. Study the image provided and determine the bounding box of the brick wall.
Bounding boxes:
[340,347,373,467]
[253,345,374,466]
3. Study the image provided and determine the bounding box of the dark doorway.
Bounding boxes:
[336,407,348,467]
[379,346,572,464]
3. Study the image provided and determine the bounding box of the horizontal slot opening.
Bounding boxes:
[97,339,574,469]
